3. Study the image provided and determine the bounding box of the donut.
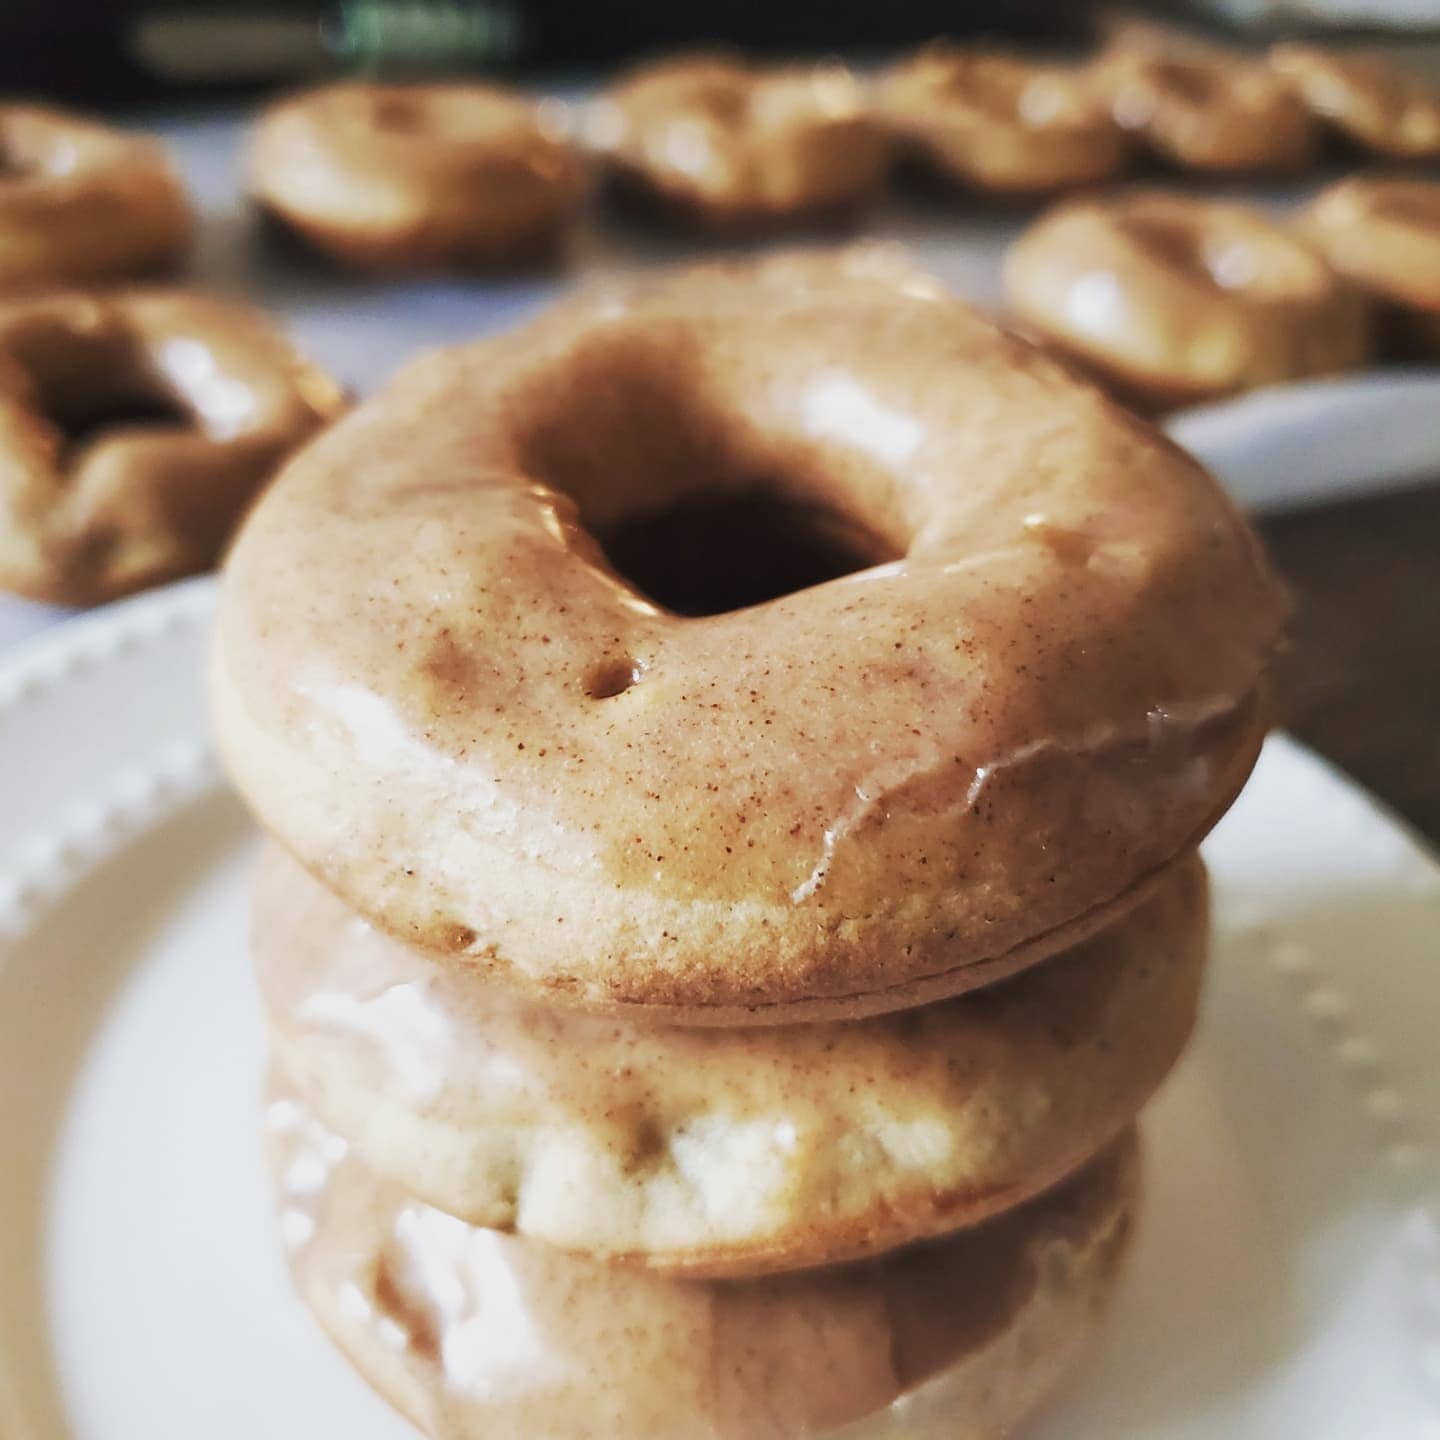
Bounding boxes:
[1303,178,1440,357]
[0,103,192,289]
[1270,44,1440,159]
[249,83,585,271]
[258,841,1203,1275]
[0,289,343,605]
[1006,191,1371,411]
[1096,42,1315,172]
[589,55,888,228]
[214,250,1285,1022]
[268,1086,1138,1440]
[874,46,1129,194]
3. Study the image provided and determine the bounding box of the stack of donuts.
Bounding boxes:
[213,250,1288,1437]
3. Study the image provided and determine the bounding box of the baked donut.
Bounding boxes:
[1006,191,1370,411]
[214,250,1285,1022]
[1270,44,1440,159]
[268,1087,1138,1440]
[875,46,1129,193]
[258,841,1203,1275]
[249,82,585,271]
[0,104,192,289]
[589,55,888,228]
[1303,178,1440,358]
[0,289,342,605]
[1096,41,1315,172]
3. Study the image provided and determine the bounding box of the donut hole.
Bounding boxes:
[512,334,904,617]
[598,489,891,617]
[18,332,191,458]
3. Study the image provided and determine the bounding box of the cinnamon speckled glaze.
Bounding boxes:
[0,289,343,604]
[589,56,889,228]
[214,249,1286,1022]
[0,103,192,289]
[250,83,586,271]
[258,842,1202,1274]
[268,1087,1138,1440]
[1007,191,1371,411]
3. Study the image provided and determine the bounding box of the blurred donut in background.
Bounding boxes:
[588,54,889,230]
[1006,190,1370,410]
[249,81,587,272]
[0,103,192,289]
[875,45,1130,194]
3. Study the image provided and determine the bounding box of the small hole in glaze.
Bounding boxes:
[586,658,640,699]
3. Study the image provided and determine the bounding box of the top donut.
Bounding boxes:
[214,250,1286,1024]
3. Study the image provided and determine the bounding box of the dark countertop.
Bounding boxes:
[1262,482,1440,847]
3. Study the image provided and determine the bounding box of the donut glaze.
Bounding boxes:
[0,104,192,289]
[591,56,889,228]
[1304,178,1440,356]
[257,841,1203,1274]
[214,250,1285,1022]
[875,47,1129,193]
[250,83,585,271]
[1097,44,1314,173]
[1007,191,1371,411]
[268,1087,1138,1440]
[0,289,343,604]
[1270,45,1440,159]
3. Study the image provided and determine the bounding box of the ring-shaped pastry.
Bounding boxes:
[214,251,1285,1022]
[250,82,585,271]
[0,289,342,604]
[1006,191,1370,410]
[0,103,192,289]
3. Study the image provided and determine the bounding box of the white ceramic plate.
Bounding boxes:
[1,580,1438,1439]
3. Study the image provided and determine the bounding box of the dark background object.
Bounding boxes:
[0,0,1107,102]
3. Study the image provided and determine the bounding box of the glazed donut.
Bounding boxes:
[214,250,1285,1023]
[1006,191,1370,411]
[1270,44,1440,159]
[1096,42,1314,172]
[268,1087,1138,1440]
[0,104,192,289]
[874,46,1129,193]
[0,289,342,605]
[589,55,888,228]
[258,841,1203,1275]
[1304,178,1440,357]
[249,82,585,271]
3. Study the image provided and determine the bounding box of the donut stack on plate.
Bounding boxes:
[214,251,1287,1439]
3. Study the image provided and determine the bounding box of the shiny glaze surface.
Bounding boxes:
[267,1088,1138,1440]
[1097,44,1314,172]
[1007,191,1371,409]
[250,83,586,269]
[1270,44,1440,158]
[591,56,888,225]
[0,103,192,289]
[0,288,343,604]
[1305,178,1440,316]
[257,843,1202,1272]
[876,47,1128,192]
[215,249,1285,1018]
